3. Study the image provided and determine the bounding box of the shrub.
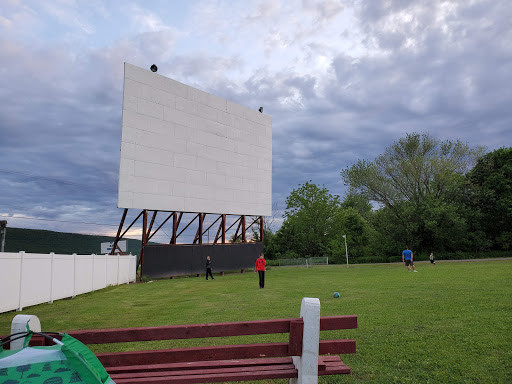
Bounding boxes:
[266,259,279,267]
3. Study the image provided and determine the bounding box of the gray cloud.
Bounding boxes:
[0,0,510,241]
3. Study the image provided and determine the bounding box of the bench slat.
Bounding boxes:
[65,315,356,345]
[319,364,351,375]
[318,355,351,375]
[68,319,295,344]
[98,343,291,367]
[107,357,295,374]
[110,363,296,379]
[320,315,357,330]
[319,339,356,354]
[111,368,298,383]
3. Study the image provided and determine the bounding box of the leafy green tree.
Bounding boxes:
[365,207,407,258]
[249,203,282,259]
[340,208,371,258]
[341,193,373,219]
[465,147,512,250]
[274,182,343,258]
[327,208,372,263]
[342,133,484,252]
[273,182,372,261]
[251,226,277,259]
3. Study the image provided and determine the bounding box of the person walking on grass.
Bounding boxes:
[255,253,266,288]
[402,246,417,272]
[430,252,436,265]
[206,255,214,280]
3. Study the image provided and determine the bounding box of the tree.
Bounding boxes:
[274,182,343,258]
[465,147,512,250]
[341,193,372,219]
[250,203,281,258]
[327,208,372,262]
[342,133,484,252]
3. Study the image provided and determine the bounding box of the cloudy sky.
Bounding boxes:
[1,0,511,245]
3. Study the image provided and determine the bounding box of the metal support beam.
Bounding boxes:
[148,210,158,239]
[118,210,144,245]
[203,215,222,236]
[214,215,223,244]
[199,213,204,244]
[222,214,226,244]
[111,209,128,255]
[233,216,260,243]
[241,215,246,243]
[148,212,173,242]
[193,213,205,244]
[137,210,148,281]
[171,212,178,244]
[233,220,241,243]
[260,216,264,242]
[177,213,199,239]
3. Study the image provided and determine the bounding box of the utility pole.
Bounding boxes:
[0,220,6,253]
[342,234,348,267]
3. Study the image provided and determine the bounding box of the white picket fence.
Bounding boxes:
[0,251,137,313]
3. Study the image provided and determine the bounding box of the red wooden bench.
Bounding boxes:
[4,299,357,383]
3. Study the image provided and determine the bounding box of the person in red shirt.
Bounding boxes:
[255,253,266,288]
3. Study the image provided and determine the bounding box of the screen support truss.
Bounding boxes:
[111,209,264,280]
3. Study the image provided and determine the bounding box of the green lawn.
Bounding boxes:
[1,260,511,383]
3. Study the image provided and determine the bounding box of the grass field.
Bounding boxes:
[1,260,511,383]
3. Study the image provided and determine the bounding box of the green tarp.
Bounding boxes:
[0,333,115,384]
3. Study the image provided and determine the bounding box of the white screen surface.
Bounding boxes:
[118,63,272,216]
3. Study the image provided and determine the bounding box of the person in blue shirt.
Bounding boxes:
[402,246,417,272]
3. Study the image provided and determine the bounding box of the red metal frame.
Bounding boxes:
[111,210,265,281]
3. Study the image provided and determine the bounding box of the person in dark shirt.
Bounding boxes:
[206,255,214,280]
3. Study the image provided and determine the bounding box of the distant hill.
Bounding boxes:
[3,227,145,255]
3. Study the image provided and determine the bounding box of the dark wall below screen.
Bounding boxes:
[143,243,264,278]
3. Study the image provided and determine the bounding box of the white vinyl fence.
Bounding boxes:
[0,252,137,313]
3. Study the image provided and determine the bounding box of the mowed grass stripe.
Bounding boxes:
[1,260,510,383]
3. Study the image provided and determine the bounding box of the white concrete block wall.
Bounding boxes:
[118,63,272,216]
[0,252,136,314]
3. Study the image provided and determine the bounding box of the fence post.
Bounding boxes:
[105,253,108,287]
[290,297,320,384]
[72,253,77,298]
[10,314,41,350]
[91,254,95,292]
[127,253,131,285]
[117,253,120,285]
[49,252,55,303]
[17,251,25,311]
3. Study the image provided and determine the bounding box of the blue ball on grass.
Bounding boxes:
[333,292,340,298]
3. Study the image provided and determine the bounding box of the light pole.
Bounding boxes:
[342,234,348,267]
